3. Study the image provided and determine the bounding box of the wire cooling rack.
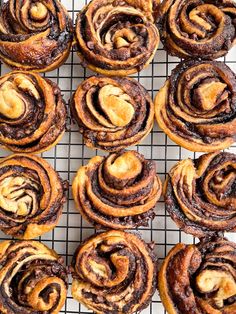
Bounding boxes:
[0,1,236,313]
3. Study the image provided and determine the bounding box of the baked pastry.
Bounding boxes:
[75,0,160,76]
[159,237,236,314]
[72,150,162,229]
[0,71,66,153]
[155,60,236,152]
[0,154,66,239]
[0,0,73,72]
[0,240,68,314]
[71,76,154,151]
[71,230,157,314]
[164,151,236,238]
[157,0,236,59]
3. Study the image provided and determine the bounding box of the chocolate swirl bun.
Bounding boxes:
[155,60,236,152]
[71,230,157,314]
[0,240,68,314]
[164,151,236,238]
[0,0,73,72]
[71,76,154,151]
[0,154,65,239]
[75,0,160,76]
[157,0,236,59]
[0,71,66,153]
[159,237,236,314]
[72,150,162,229]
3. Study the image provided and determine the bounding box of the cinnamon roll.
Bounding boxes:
[71,230,157,314]
[0,71,66,153]
[0,0,73,72]
[75,0,160,76]
[72,150,162,229]
[159,237,236,314]
[155,60,236,152]
[0,154,66,239]
[164,151,236,238]
[0,240,68,314]
[157,0,236,59]
[71,76,154,151]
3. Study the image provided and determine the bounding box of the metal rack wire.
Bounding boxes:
[0,0,236,313]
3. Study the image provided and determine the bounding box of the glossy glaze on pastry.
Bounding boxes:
[72,150,162,229]
[159,237,236,314]
[157,0,236,59]
[0,240,68,314]
[164,152,236,238]
[0,154,66,239]
[0,0,73,72]
[155,60,236,152]
[71,76,154,151]
[0,71,66,153]
[75,0,160,76]
[71,230,157,314]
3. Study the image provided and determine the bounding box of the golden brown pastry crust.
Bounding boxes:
[157,0,236,59]
[164,151,236,238]
[71,76,154,151]
[0,0,73,72]
[0,240,68,314]
[0,154,66,239]
[0,71,66,154]
[71,230,157,314]
[159,237,236,314]
[75,0,160,76]
[155,60,236,152]
[72,150,162,229]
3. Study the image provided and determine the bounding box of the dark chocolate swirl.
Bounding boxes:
[164,151,236,238]
[0,240,68,314]
[71,76,154,151]
[157,0,236,59]
[0,154,65,239]
[72,150,162,229]
[0,0,73,72]
[75,0,160,76]
[155,60,236,152]
[159,237,236,314]
[71,230,157,314]
[0,71,66,153]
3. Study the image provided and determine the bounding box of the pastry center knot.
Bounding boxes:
[30,2,48,21]
[99,85,134,127]
[196,269,236,309]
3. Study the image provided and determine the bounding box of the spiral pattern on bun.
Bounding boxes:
[71,76,154,152]
[0,71,66,153]
[0,240,68,314]
[155,60,236,152]
[157,0,236,59]
[71,230,157,314]
[72,150,162,229]
[0,154,65,239]
[159,237,236,314]
[164,151,236,238]
[75,0,160,76]
[0,0,73,72]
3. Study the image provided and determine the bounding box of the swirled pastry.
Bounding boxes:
[159,237,236,314]
[0,71,66,153]
[155,60,236,152]
[71,76,154,151]
[0,240,68,314]
[0,154,66,239]
[75,0,160,76]
[164,152,236,238]
[72,150,162,229]
[0,0,73,72]
[157,0,236,59]
[71,230,157,314]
